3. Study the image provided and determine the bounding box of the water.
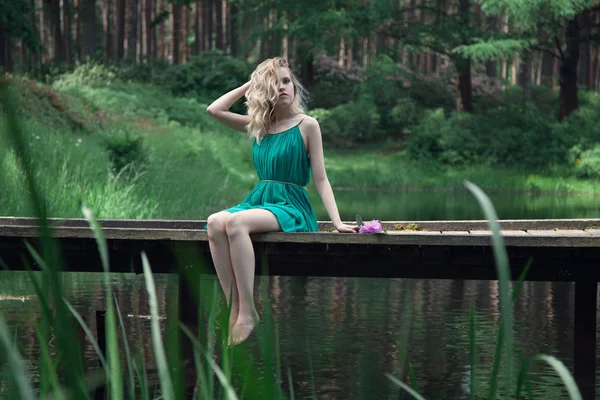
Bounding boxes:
[1,190,600,398]
[313,189,600,221]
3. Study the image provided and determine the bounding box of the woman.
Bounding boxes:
[206,57,358,346]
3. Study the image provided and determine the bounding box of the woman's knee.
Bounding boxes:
[225,213,248,239]
[207,213,229,239]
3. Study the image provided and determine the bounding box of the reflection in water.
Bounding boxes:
[310,189,600,221]
[0,271,589,399]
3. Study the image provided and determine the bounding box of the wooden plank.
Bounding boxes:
[499,230,529,236]
[3,224,600,247]
[2,217,600,232]
[440,231,471,236]
[554,230,591,237]
[528,230,563,237]
[469,230,493,236]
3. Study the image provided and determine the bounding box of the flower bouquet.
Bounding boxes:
[356,214,384,234]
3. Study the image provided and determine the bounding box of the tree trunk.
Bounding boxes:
[520,54,533,100]
[183,4,189,63]
[27,0,39,67]
[193,3,201,55]
[39,0,48,63]
[552,55,559,90]
[157,0,166,60]
[559,16,580,121]
[511,56,519,85]
[136,0,142,61]
[361,37,368,67]
[486,15,497,77]
[72,0,79,62]
[592,49,600,90]
[301,49,314,89]
[594,50,600,90]
[113,0,125,59]
[149,0,155,60]
[142,0,150,61]
[456,0,473,112]
[126,0,138,60]
[339,37,345,67]
[229,2,238,56]
[282,22,288,60]
[0,25,11,71]
[204,0,212,51]
[347,40,353,68]
[48,0,65,62]
[579,10,593,90]
[455,56,473,112]
[535,50,543,85]
[61,0,71,66]
[215,0,223,50]
[102,0,112,60]
[170,3,180,63]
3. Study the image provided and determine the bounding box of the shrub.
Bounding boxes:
[405,108,479,165]
[572,145,600,179]
[309,55,363,109]
[51,62,119,89]
[388,97,423,136]
[154,51,252,111]
[99,128,148,176]
[316,100,381,146]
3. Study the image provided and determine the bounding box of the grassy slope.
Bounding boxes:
[1,77,598,220]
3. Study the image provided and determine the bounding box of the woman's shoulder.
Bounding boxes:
[298,114,319,129]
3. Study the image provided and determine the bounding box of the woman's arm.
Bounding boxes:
[206,82,252,132]
[303,117,359,233]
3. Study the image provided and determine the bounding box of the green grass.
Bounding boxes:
[2,76,600,223]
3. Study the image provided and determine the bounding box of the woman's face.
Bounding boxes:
[275,67,295,107]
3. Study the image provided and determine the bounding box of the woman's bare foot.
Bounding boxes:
[228,303,239,336]
[228,313,259,346]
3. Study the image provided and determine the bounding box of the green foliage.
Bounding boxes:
[309,56,362,109]
[405,78,456,112]
[99,128,149,177]
[389,98,422,131]
[0,0,40,53]
[405,108,479,166]
[570,145,600,178]
[153,51,252,110]
[315,99,382,146]
[453,39,535,63]
[403,99,599,169]
[52,63,120,89]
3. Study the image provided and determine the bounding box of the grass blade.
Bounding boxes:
[82,205,122,399]
[469,301,476,399]
[516,354,582,400]
[464,181,514,398]
[0,313,36,400]
[179,322,240,400]
[287,366,295,400]
[386,373,426,400]
[141,251,175,400]
[113,294,136,399]
[65,300,108,371]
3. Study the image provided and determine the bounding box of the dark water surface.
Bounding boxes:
[2,189,600,399]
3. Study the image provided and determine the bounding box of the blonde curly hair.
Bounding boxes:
[245,57,307,143]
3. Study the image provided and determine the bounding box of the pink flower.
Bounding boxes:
[359,220,383,234]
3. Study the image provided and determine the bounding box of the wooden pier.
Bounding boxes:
[0,216,599,398]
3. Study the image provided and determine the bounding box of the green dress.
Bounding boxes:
[212,122,318,233]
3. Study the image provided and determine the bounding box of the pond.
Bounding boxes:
[1,189,599,399]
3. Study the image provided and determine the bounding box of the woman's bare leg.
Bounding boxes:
[206,212,239,333]
[225,209,280,345]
